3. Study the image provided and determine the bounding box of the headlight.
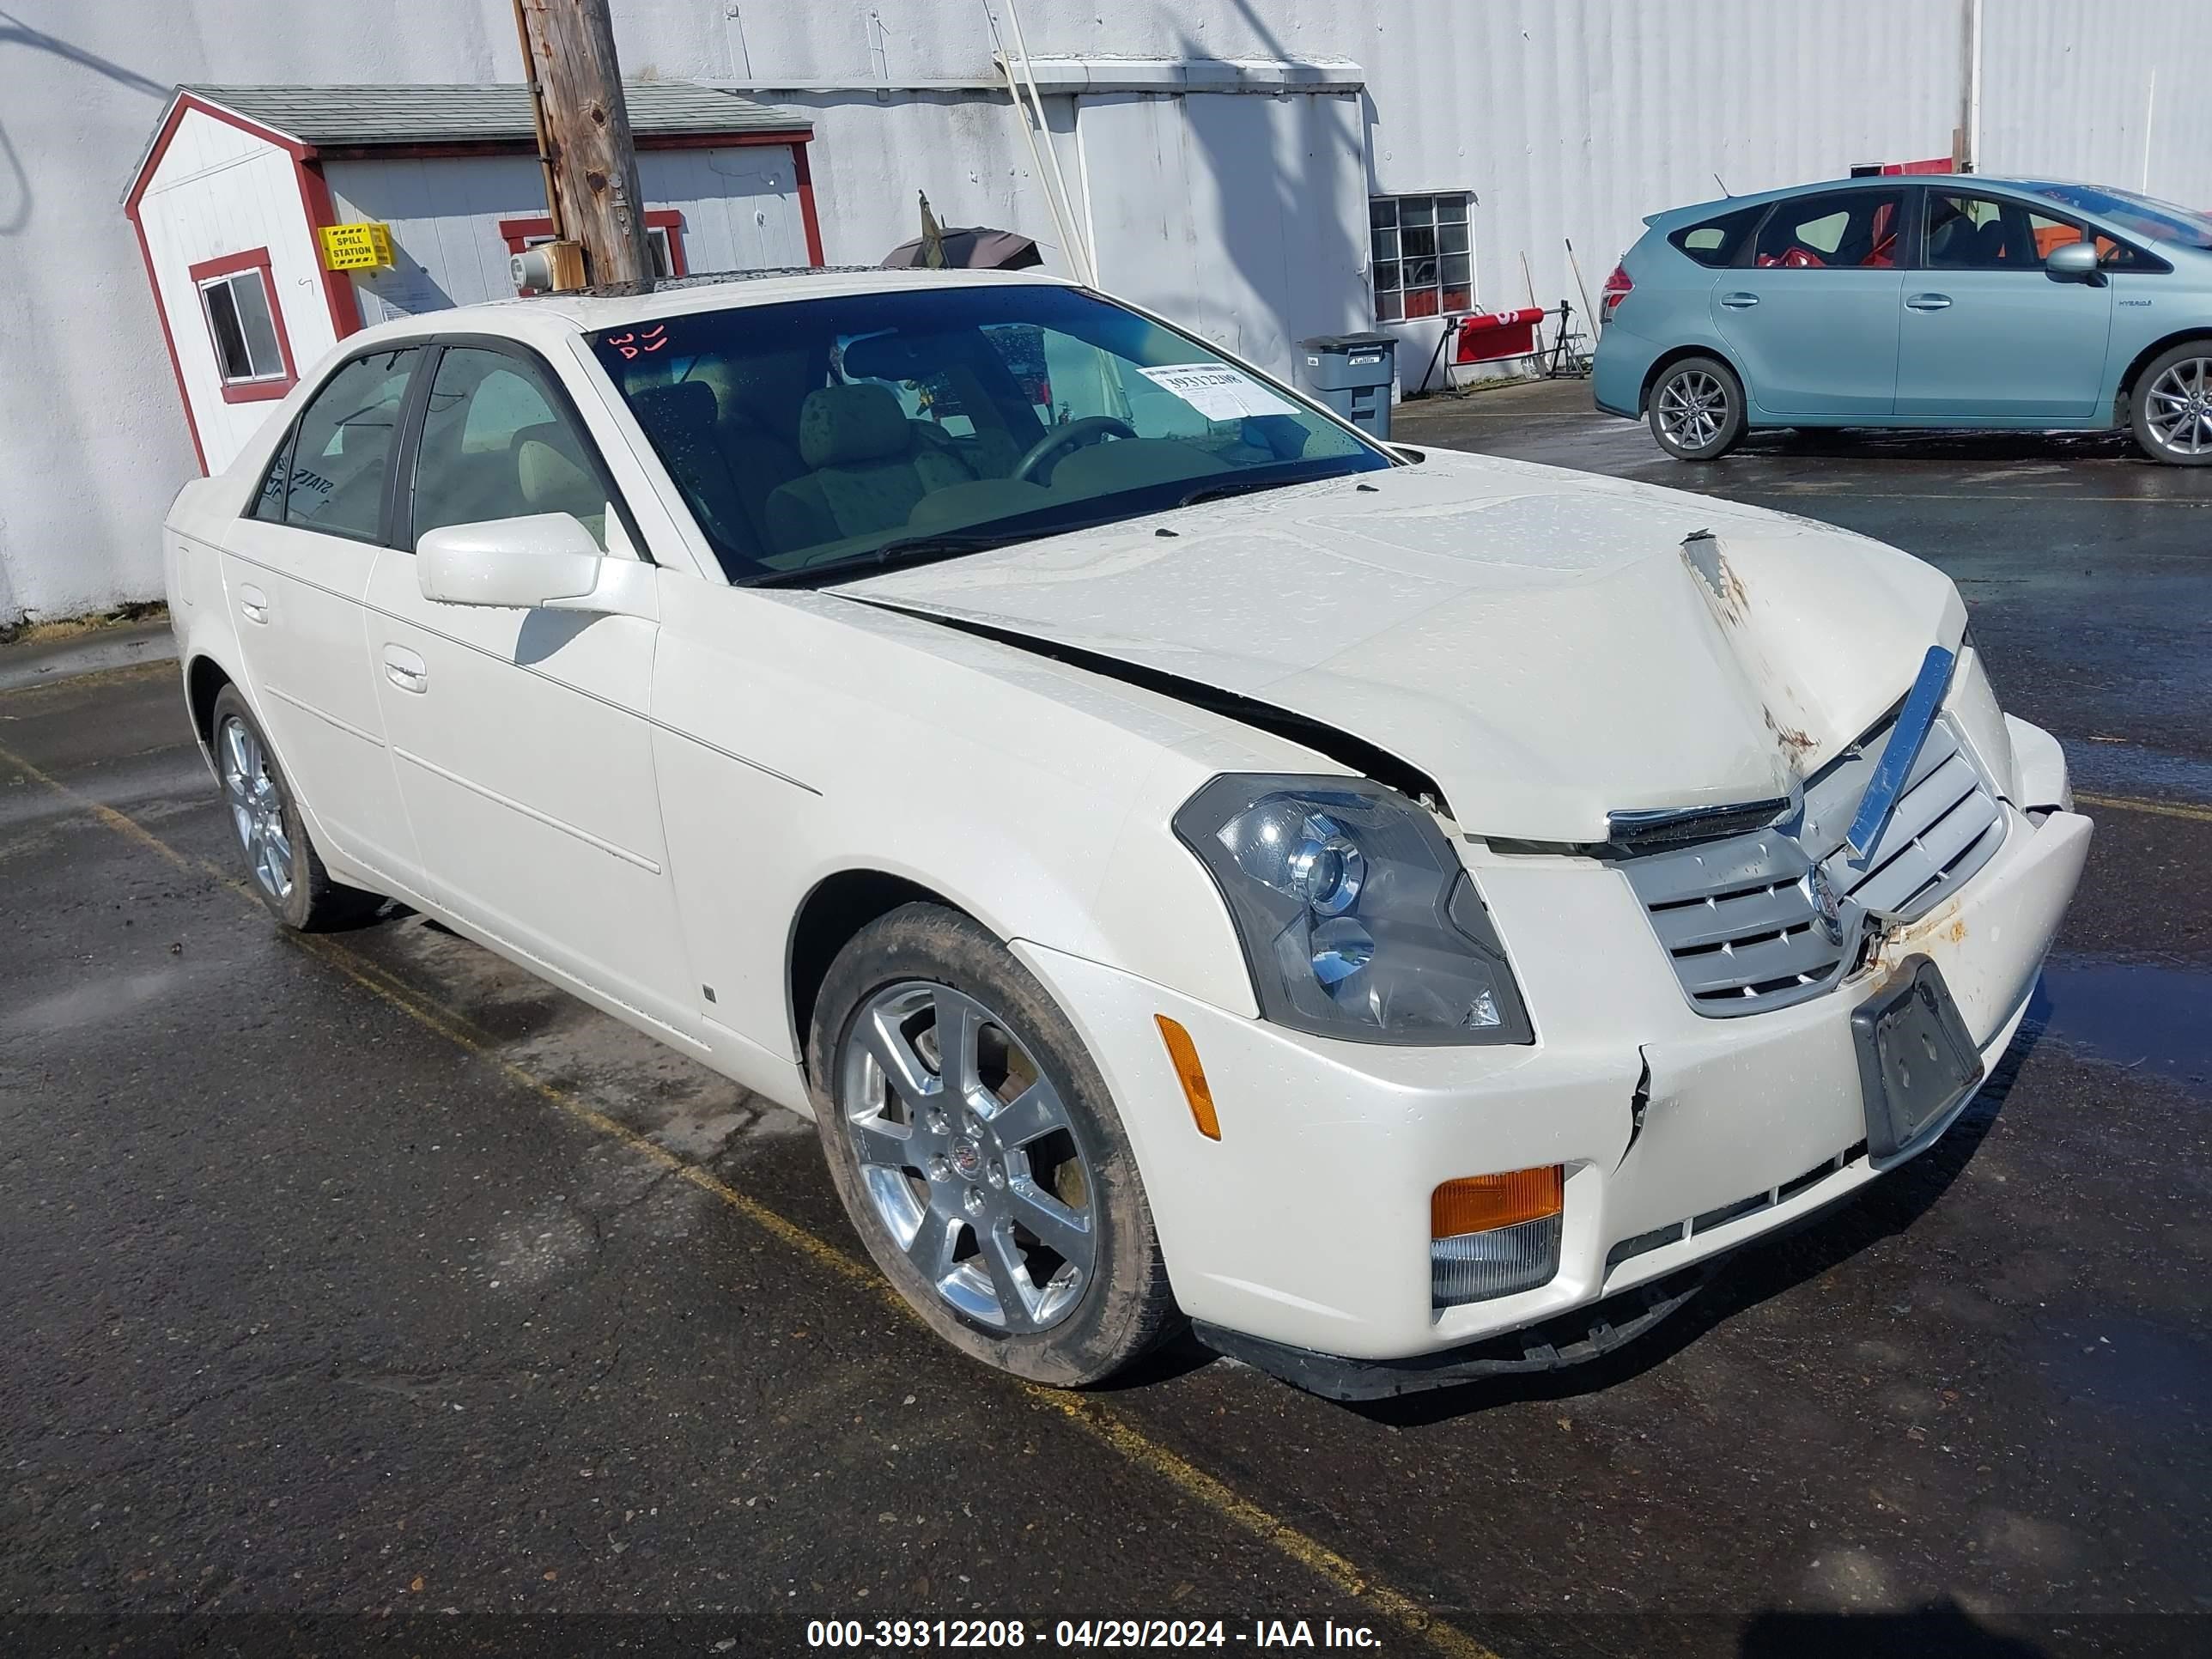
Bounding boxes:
[1174,775,1533,1046]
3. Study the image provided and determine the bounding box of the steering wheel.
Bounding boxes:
[1012,416,1137,483]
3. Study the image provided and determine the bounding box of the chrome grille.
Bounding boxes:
[1623,715,2008,1017]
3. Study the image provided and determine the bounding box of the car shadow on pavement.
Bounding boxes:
[1752,426,2137,465]
[1738,1599,2051,1657]
[1344,1002,2050,1428]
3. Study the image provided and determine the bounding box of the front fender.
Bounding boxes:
[650,580,1267,1073]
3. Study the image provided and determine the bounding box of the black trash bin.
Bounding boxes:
[1296,332,1397,439]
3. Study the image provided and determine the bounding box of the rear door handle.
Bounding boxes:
[1905,293,1953,310]
[237,583,269,625]
[382,644,428,694]
[1719,292,1759,309]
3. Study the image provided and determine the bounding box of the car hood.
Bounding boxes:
[835,452,1966,842]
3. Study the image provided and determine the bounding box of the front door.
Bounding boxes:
[1711,187,1907,416]
[1893,189,2115,419]
[218,345,422,884]
[365,343,700,1044]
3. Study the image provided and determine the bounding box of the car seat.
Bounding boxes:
[764,383,976,554]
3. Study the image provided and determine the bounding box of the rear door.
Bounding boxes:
[1893,188,2115,418]
[218,346,422,883]
[1711,187,1907,416]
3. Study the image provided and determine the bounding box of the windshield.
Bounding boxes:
[2015,182,2212,251]
[588,283,1389,583]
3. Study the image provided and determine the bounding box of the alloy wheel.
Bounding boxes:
[219,715,294,902]
[839,981,1096,1334]
[2144,357,2212,457]
[1657,369,1729,452]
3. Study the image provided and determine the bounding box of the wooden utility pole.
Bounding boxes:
[512,0,653,291]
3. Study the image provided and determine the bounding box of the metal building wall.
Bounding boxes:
[1977,3,2212,204]
[7,0,2211,624]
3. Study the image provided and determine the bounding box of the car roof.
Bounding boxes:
[343,265,1083,353]
[1648,173,2137,228]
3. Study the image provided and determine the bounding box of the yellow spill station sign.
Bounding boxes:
[319,222,393,271]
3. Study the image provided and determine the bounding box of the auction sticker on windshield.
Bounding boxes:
[1136,362,1298,421]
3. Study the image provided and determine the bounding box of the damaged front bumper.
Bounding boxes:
[1013,727,2090,1375]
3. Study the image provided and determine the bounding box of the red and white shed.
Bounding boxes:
[124,81,822,473]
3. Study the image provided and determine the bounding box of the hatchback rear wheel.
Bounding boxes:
[2130,343,2212,465]
[1649,356,1746,461]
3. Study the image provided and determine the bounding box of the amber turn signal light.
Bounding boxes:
[1431,1166,1564,1239]
[1154,1015,1220,1140]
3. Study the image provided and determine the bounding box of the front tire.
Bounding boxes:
[2130,343,2212,465]
[1648,356,1746,461]
[808,903,1177,1386]
[210,687,381,931]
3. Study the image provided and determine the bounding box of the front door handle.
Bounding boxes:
[382,644,428,694]
[1719,291,1759,309]
[237,583,270,625]
[1905,293,1954,310]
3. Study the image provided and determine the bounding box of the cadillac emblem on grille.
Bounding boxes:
[1802,863,1849,945]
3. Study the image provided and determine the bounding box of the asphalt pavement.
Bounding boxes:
[3,388,2207,1659]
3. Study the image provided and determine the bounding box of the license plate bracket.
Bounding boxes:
[1853,954,1984,1160]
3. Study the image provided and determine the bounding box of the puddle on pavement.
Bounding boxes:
[2033,957,2212,1095]
[1,967,191,1039]
[2062,738,2212,808]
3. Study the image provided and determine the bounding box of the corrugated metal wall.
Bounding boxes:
[1978,3,2212,200]
[9,0,2212,621]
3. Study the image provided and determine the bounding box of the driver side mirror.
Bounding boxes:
[2045,240,2101,282]
[416,513,610,611]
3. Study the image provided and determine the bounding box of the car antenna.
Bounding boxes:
[1713,171,1731,198]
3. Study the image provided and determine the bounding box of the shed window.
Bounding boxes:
[1370,193,1474,321]
[201,269,284,383]
[189,248,295,404]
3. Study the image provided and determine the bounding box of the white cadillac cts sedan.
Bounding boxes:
[164,269,2091,1399]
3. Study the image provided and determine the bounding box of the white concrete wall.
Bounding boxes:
[6,0,2212,624]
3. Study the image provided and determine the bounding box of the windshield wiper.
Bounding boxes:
[1173,470,1341,510]
[744,531,1036,588]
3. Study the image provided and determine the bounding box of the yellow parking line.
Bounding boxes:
[0,738,1498,1659]
[2075,791,2212,825]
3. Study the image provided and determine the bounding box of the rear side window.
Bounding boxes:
[264,347,421,540]
[1667,204,1765,268]
[1753,190,1905,270]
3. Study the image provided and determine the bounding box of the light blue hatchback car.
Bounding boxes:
[1593,176,2212,465]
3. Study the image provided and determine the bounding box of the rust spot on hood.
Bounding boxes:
[1762,706,1818,761]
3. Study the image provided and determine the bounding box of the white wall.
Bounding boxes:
[1977,3,2212,198]
[6,0,2212,624]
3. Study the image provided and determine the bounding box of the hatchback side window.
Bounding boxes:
[1753,191,1904,269]
[410,347,609,550]
[2026,209,2143,270]
[1925,193,2033,268]
[277,347,420,538]
[1668,204,1766,268]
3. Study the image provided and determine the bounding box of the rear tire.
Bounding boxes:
[808,902,1178,1387]
[210,686,383,932]
[1648,356,1746,461]
[2129,343,2212,465]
